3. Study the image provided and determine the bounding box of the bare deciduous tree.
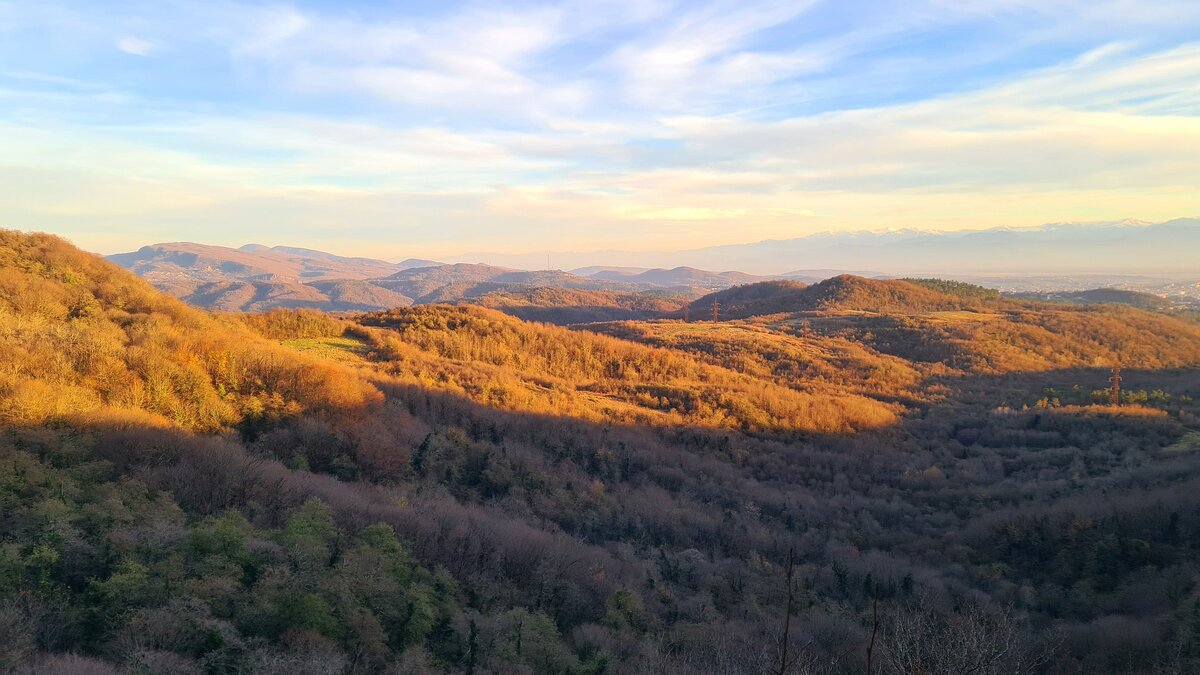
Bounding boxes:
[881,597,1056,675]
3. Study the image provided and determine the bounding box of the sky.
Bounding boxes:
[1,0,1199,259]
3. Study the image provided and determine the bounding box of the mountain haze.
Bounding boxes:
[110,246,767,313]
[452,219,1200,276]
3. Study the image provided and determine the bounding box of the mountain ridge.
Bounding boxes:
[448,218,1200,275]
[109,245,765,313]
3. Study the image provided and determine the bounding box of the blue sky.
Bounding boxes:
[1,0,1198,258]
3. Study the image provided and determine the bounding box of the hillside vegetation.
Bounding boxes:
[686,276,975,320]
[787,301,1200,374]
[588,320,926,401]
[357,305,900,434]
[467,287,687,324]
[674,276,1200,375]
[0,231,378,432]
[4,230,1200,675]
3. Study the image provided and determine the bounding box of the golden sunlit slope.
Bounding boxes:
[0,230,379,431]
[774,299,1200,374]
[353,305,901,434]
[675,274,1200,375]
[0,231,898,438]
[588,320,926,402]
[688,276,973,320]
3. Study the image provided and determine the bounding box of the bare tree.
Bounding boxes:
[880,597,1056,675]
[774,547,800,675]
[866,586,879,675]
[0,598,37,671]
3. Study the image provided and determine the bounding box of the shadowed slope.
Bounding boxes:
[466,287,688,324]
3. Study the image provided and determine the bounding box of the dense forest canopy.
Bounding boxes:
[3,230,1200,674]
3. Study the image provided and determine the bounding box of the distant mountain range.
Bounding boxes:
[107,218,1200,314]
[109,242,433,288]
[107,243,768,312]
[573,266,764,288]
[453,218,1200,276]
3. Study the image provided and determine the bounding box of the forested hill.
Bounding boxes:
[465,287,687,324]
[687,276,993,319]
[676,276,1200,374]
[4,229,1200,674]
[0,230,381,431]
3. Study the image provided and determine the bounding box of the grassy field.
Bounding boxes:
[1163,430,1200,455]
[281,334,372,362]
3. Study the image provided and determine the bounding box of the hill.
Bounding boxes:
[0,231,380,432]
[466,287,688,324]
[795,275,970,312]
[666,276,1200,375]
[109,242,431,313]
[176,279,414,313]
[686,276,972,320]
[181,279,329,312]
[112,243,797,314]
[111,248,646,313]
[109,242,415,288]
[373,264,632,304]
[240,243,439,271]
[569,265,649,277]
[583,266,763,290]
[8,230,1200,673]
[685,279,809,319]
[1016,287,1173,310]
[355,304,900,434]
[588,320,925,402]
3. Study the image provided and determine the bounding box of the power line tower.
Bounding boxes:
[1109,365,1122,406]
[712,299,720,322]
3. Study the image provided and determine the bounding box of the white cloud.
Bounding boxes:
[116,36,156,56]
[1,1,1199,256]
[607,0,823,108]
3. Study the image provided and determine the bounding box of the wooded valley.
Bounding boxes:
[3,230,1200,674]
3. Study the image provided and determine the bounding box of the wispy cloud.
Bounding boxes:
[116,36,156,56]
[0,0,1197,257]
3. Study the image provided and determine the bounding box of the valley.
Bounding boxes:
[4,230,1200,673]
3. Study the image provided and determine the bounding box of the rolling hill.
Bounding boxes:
[1016,287,1173,310]
[0,231,381,432]
[110,243,809,314]
[10,229,1200,673]
[372,264,632,303]
[684,275,972,320]
[580,265,764,290]
[109,242,426,288]
[108,242,434,312]
[467,287,688,324]
[669,276,1200,375]
[112,248,730,313]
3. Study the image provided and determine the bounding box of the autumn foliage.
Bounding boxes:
[3,230,1200,674]
[0,230,379,431]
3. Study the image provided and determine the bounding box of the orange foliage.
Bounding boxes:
[356,305,900,434]
[0,230,380,432]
